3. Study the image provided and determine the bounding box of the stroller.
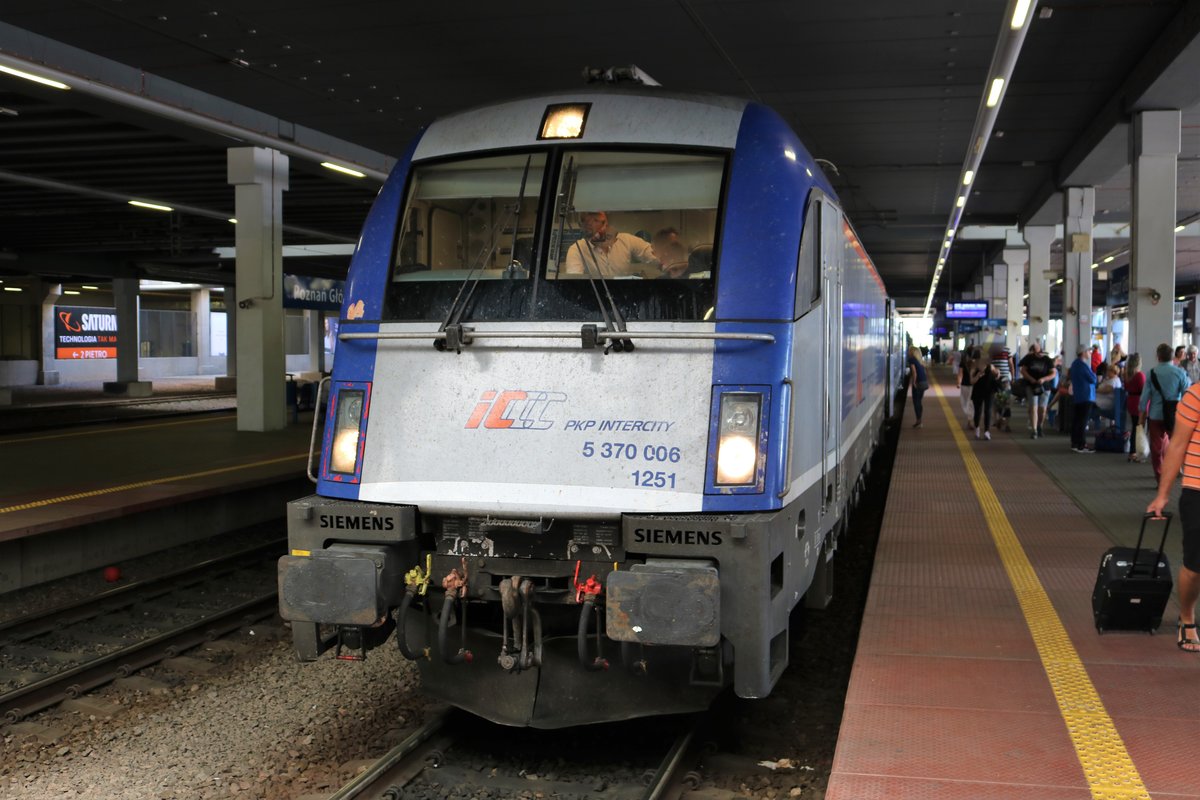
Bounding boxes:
[993,382,1013,432]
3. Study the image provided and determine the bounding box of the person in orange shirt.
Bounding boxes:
[1147,382,1200,652]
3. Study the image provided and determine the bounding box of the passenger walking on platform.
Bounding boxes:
[1124,353,1146,462]
[1018,341,1055,438]
[1142,343,1191,482]
[907,346,928,428]
[1145,381,1200,652]
[1069,345,1097,453]
[957,346,975,426]
[970,350,999,440]
[1090,344,1103,372]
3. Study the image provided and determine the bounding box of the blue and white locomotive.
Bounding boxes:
[280,82,903,728]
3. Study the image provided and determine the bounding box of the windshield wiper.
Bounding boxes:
[437,156,533,352]
[554,156,633,354]
[504,157,533,280]
[575,240,634,353]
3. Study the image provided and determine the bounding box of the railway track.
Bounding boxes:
[0,539,283,723]
[325,709,703,800]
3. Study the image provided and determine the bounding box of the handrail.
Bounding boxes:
[306,376,331,485]
[338,329,775,344]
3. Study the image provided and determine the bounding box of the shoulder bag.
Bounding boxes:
[1150,369,1179,436]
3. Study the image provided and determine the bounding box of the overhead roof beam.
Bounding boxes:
[0,168,355,243]
[0,22,394,182]
[1021,1,1200,225]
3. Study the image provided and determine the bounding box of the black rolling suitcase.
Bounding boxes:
[1092,513,1173,633]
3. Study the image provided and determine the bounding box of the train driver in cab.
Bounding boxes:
[652,227,691,278]
[563,210,659,277]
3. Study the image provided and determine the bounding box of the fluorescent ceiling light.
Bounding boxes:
[963,170,975,185]
[1091,263,1099,270]
[1103,256,1114,263]
[947,228,955,236]
[0,64,70,90]
[321,162,366,178]
[82,285,99,290]
[63,289,80,295]
[3,286,21,292]
[1178,296,1187,301]
[1011,0,1033,28]
[1055,278,1064,285]
[1177,224,1187,233]
[228,218,237,224]
[129,200,173,212]
[986,78,1005,107]
[956,196,966,208]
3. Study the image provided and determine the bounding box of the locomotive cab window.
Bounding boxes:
[383,149,725,323]
[548,151,723,283]
[392,152,547,281]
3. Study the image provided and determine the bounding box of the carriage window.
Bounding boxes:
[548,151,723,281]
[795,197,821,319]
[392,152,547,282]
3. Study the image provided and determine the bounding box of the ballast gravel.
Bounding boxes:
[0,627,431,800]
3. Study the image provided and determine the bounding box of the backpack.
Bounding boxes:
[1150,369,1180,435]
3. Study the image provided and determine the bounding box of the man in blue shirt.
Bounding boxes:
[1142,342,1191,481]
[1069,345,1098,453]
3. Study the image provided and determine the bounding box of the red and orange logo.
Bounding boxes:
[465,390,566,430]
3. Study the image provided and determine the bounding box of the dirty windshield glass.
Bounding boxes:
[383,149,724,322]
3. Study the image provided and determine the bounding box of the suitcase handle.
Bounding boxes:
[1135,512,1172,578]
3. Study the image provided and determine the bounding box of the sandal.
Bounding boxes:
[1177,621,1200,653]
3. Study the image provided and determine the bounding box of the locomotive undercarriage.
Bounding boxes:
[279,485,837,727]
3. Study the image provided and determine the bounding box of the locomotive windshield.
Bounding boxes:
[383,149,724,322]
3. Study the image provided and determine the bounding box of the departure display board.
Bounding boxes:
[945,301,988,319]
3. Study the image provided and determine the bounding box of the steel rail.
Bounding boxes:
[0,593,278,723]
[0,538,284,642]
[324,709,453,800]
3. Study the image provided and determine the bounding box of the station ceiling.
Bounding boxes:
[0,0,1198,311]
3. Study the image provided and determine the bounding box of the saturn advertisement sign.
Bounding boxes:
[54,306,119,359]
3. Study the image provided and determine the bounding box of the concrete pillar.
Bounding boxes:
[1128,110,1181,358]
[215,283,237,391]
[1024,226,1055,350]
[1063,187,1095,362]
[38,282,62,385]
[104,277,150,396]
[306,311,323,375]
[192,288,210,375]
[228,147,289,431]
[1002,236,1028,354]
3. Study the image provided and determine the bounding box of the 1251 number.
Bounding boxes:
[632,470,676,489]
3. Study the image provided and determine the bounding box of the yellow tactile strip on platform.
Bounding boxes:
[934,385,1151,800]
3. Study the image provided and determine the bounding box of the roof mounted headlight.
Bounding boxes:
[539,103,590,140]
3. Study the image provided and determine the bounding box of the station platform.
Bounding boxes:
[827,372,1197,799]
[0,379,313,592]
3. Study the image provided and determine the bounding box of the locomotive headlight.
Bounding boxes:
[716,393,762,485]
[329,389,365,474]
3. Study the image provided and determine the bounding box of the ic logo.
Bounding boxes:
[465,390,566,430]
